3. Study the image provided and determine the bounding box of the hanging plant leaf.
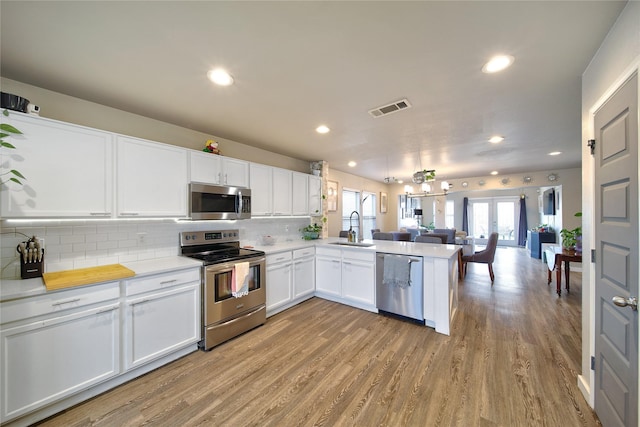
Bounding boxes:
[1,141,16,149]
[0,123,22,135]
[10,169,25,179]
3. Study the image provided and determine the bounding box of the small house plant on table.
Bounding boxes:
[301,223,322,240]
[560,212,582,252]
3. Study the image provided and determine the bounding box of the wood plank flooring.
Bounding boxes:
[36,247,600,426]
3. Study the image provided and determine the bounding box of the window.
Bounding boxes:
[342,189,376,238]
[445,200,454,229]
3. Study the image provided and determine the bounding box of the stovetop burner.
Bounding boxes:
[180,229,265,265]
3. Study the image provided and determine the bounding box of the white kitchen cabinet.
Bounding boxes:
[266,251,293,316]
[292,247,315,299]
[315,247,342,298]
[0,113,113,218]
[0,282,120,423]
[308,175,322,216]
[123,268,200,370]
[221,157,250,187]
[292,172,309,215]
[249,162,273,216]
[341,249,376,308]
[189,151,249,188]
[272,167,292,215]
[116,135,188,217]
[315,246,376,312]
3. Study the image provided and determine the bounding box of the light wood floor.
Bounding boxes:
[36,247,599,426]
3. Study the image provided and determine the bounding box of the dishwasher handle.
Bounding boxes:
[376,254,421,263]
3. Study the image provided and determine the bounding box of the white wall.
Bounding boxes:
[580,0,640,407]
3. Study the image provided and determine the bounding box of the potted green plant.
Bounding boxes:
[301,223,322,240]
[0,109,26,186]
[560,212,582,250]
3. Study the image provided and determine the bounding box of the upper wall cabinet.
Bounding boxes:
[0,114,114,218]
[189,151,249,188]
[292,172,309,216]
[116,136,188,217]
[249,163,273,216]
[272,167,292,216]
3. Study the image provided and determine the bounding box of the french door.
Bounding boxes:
[469,197,518,246]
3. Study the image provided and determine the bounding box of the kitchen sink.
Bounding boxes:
[329,242,376,247]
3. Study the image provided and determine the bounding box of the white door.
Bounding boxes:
[594,73,638,427]
[469,197,518,246]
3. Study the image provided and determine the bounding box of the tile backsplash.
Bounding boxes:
[0,217,311,279]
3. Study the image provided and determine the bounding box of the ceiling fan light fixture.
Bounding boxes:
[482,55,515,73]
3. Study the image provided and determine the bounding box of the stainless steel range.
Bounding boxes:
[180,229,266,351]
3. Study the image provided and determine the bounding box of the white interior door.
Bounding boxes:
[594,73,638,427]
[469,197,518,246]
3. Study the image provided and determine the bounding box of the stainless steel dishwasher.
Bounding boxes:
[376,253,424,322]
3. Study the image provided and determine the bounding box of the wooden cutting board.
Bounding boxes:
[43,264,135,291]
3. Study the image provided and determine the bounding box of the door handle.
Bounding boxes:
[612,296,638,311]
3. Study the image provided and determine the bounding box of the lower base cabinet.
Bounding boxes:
[0,266,201,426]
[315,246,376,312]
[266,247,315,317]
[123,270,200,369]
[0,282,120,423]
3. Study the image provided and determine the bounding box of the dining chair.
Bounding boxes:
[372,232,394,241]
[415,235,443,244]
[461,232,499,283]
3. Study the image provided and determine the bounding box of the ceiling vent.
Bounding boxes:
[368,98,411,118]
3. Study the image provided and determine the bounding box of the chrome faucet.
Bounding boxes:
[349,210,361,242]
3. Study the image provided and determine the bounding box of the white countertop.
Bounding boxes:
[0,256,203,302]
[1,239,459,302]
[248,237,459,259]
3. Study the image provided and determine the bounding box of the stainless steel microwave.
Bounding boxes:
[189,183,251,220]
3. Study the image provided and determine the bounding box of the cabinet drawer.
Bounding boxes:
[125,268,200,296]
[315,246,342,257]
[293,247,315,259]
[266,251,292,265]
[342,249,375,262]
[0,281,119,325]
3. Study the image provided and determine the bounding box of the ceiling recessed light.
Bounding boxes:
[488,135,504,144]
[490,171,499,175]
[482,55,515,73]
[548,151,562,156]
[397,180,403,184]
[348,161,356,167]
[207,68,234,86]
[316,125,330,134]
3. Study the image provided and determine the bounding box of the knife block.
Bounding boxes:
[19,249,44,279]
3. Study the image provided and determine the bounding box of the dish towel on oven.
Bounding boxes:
[232,262,250,298]
[382,254,411,289]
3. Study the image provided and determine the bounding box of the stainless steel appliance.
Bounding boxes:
[189,183,251,220]
[376,253,424,322]
[180,229,266,350]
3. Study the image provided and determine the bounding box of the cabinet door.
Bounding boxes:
[0,304,119,422]
[0,114,113,218]
[190,150,222,185]
[266,261,292,313]
[308,175,322,216]
[249,163,272,216]
[292,172,309,215]
[116,136,188,217]
[272,168,292,215]
[315,256,342,298]
[221,157,250,187]
[124,283,200,370]
[293,256,315,299]
[342,260,375,307]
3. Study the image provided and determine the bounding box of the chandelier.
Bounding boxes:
[411,169,436,184]
[404,178,450,198]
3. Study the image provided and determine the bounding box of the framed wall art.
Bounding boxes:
[327,180,338,212]
[380,191,388,213]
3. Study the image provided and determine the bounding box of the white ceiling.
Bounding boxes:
[0,1,627,183]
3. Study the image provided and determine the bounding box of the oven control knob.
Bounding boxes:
[185,235,190,240]
[192,234,197,240]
